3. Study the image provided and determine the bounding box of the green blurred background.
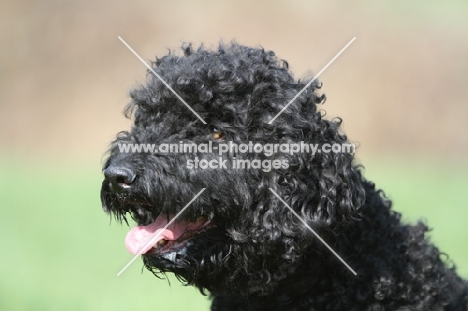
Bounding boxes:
[1,0,467,310]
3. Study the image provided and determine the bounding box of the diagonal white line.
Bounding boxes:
[268,188,357,275]
[118,36,207,125]
[117,188,206,276]
[268,37,356,124]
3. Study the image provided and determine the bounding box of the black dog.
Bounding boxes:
[101,42,468,310]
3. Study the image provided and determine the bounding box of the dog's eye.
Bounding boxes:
[212,127,224,140]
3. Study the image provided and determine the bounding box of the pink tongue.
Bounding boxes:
[125,215,187,255]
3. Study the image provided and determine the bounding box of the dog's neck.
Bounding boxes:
[214,182,468,310]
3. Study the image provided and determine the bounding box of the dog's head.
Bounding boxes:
[101,42,365,296]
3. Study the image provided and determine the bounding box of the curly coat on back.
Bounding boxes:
[101,42,468,310]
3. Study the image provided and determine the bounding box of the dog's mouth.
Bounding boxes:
[124,213,215,256]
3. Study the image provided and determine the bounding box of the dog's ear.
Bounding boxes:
[229,120,365,260]
[236,111,366,253]
[273,116,365,228]
[224,72,366,254]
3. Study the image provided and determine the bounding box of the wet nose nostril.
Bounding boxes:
[116,176,126,184]
[104,166,136,192]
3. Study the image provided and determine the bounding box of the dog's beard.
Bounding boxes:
[141,226,233,288]
[100,146,316,296]
[100,153,250,285]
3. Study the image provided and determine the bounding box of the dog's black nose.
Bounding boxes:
[104,166,136,192]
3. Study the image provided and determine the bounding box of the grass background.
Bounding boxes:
[1,155,467,310]
[0,156,211,310]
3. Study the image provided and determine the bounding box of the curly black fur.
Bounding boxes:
[101,42,468,310]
